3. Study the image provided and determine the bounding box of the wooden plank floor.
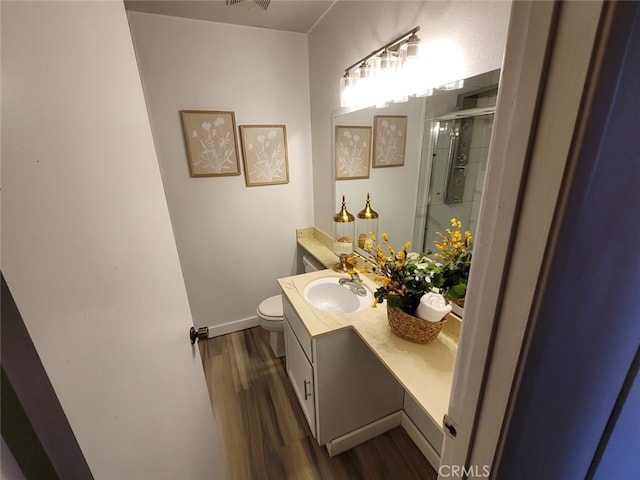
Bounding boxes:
[199,327,437,480]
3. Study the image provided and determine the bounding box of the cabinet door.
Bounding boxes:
[284,318,316,435]
[314,328,404,445]
[282,295,312,360]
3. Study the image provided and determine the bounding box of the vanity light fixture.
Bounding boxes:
[339,27,465,109]
[333,195,356,273]
[340,27,421,109]
[356,193,379,250]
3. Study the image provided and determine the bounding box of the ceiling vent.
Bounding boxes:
[226,0,271,11]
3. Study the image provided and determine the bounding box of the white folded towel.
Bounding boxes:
[415,292,452,323]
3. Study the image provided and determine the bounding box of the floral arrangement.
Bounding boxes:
[430,218,473,302]
[365,233,439,315]
[364,218,472,314]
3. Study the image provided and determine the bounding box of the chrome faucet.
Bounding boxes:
[339,272,368,297]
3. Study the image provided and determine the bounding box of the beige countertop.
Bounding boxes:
[296,235,339,269]
[278,268,458,431]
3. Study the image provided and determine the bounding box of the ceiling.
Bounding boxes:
[124,0,336,34]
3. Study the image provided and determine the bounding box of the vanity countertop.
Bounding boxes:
[278,268,458,432]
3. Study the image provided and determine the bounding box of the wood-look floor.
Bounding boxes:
[199,327,437,480]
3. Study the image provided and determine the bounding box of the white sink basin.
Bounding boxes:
[303,277,373,314]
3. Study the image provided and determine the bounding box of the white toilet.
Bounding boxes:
[257,294,286,357]
[257,256,322,358]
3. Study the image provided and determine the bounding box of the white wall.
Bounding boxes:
[127,12,314,331]
[1,2,222,478]
[309,0,512,234]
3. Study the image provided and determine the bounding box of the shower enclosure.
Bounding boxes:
[423,108,495,254]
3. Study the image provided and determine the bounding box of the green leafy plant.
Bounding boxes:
[430,218,473,301]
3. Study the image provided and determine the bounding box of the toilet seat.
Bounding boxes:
[258,295,283,320]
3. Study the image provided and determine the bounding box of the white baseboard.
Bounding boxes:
[206,316,260,338]
[325,411,402,457]
[323,411,441,469]
[401,412,441,471]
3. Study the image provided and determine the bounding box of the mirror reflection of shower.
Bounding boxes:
[423,108,495,256]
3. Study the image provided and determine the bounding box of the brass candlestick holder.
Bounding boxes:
[333,195,355,272]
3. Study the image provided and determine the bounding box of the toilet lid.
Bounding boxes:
[258,295,283,318]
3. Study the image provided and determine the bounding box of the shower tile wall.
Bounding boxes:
[424,114,493,253]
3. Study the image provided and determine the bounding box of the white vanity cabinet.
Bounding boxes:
[279,263,458,469]
[283,310,316,433]
[282,294,405,453]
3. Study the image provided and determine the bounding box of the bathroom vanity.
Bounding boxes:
[278,229,459,469]
[282,292,404,449]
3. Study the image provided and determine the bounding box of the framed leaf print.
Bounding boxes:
[180,110,241,177]
[372,115,407,168]
[335,125,372,180]
[239,125,289,187]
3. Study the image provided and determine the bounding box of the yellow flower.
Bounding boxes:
[432,218,472,259]
[367,232,444,311]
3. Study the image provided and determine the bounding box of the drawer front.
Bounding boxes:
[284,318,316,435]
[282,294,312,361]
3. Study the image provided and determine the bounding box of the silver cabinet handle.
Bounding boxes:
[304,380,311,399]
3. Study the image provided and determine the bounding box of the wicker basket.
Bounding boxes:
[387,305,447,344]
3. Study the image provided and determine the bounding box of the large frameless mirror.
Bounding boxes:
[332,69,500,258]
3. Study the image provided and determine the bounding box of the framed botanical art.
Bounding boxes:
[239,125,289,187]
[180,110,241,177]
[334,125,372,180]
[372,115,407,168]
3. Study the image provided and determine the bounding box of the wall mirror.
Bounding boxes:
[332,69,500,260]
